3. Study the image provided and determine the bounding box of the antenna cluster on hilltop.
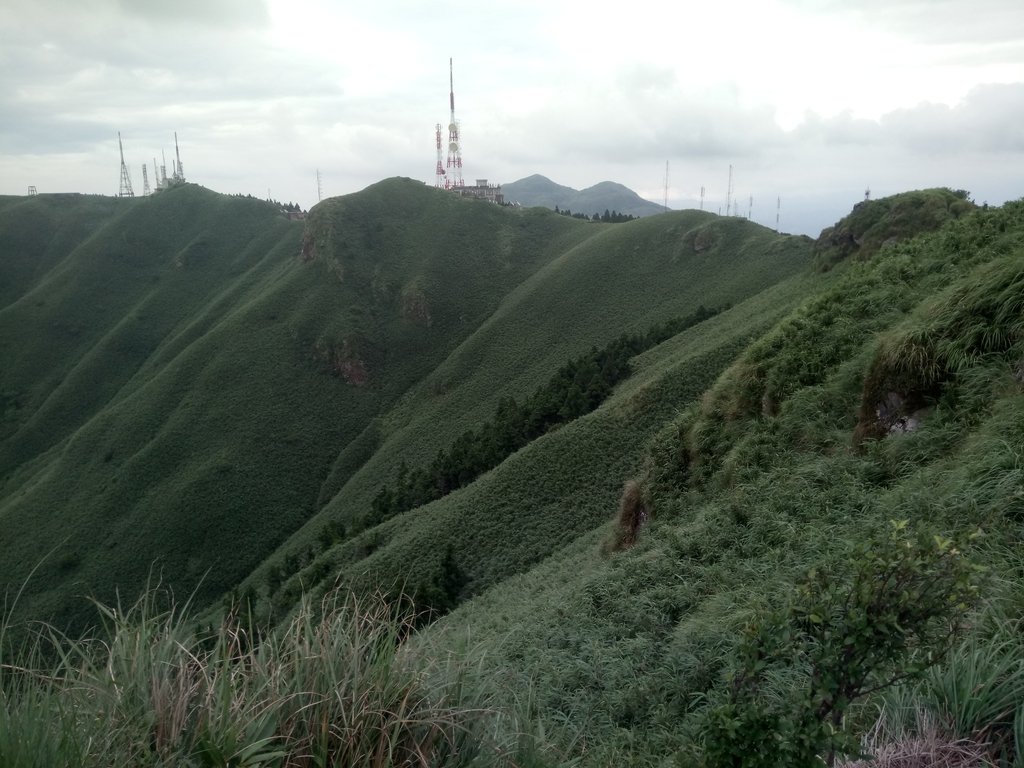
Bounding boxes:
[666,162,782,231]
[116,132,188,197]
[432,58,503,204]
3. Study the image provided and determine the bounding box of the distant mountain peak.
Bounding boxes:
[502,175,666,218]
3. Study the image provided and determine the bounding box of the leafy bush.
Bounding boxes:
[702,522,982,767]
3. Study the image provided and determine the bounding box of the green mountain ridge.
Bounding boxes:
[0,179,805,631]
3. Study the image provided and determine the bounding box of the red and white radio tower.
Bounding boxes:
[445,58,463,189]
[434,122,445,187]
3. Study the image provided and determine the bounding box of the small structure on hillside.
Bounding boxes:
[454,179,504,204]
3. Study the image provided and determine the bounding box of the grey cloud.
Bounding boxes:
[787,84,1024,154]
[0,1,346,160]
[881,83,1024,153]
[0,104,111,154]
[115,0,270,27]
[498,74,786,166]
[13,0,271,30]
[793,112,882,146]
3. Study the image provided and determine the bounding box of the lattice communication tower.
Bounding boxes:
[117,132,135,197]
[444,58,463,189]
[173,132,185,183]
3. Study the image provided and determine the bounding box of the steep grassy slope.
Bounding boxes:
[0,180,596,630]
[418,192,1024,764]
[251,212,813,623]
[323,210,810,512]
[0,194,126,309]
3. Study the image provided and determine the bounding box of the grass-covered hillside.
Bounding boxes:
[3,182,1021,766]
[0,179,808,635]
[419,192,1024,765]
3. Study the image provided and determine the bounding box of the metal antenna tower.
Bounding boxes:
[663,160,670,212]
[160,151,168,189]
[445,58,463,189]
[316,168,323,202]
[117,132,135,197]
[142,164,151,196]
[725,164,733,216]
[173,132,185,183]
[700,185,705,211]
[776,196,781,232]
[748,194,753,220]
[434,123,445,187]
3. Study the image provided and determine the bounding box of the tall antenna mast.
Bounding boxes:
[445,57,463,188]
[117,132,134,197]
[700,185,705,211]
[142,163,151,196]
[725,164,733,216]
[160,151,168,188]
[173,132,185,183]
[663,160,670,212]
[747,194,753,220]
[776,196,781,232]
[434,123,445,187]
[316,168,323,202]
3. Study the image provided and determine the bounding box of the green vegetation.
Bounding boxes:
[418,190,1024,765]
[0,177,803,634]
[554,206,639,222]
[368,306,722,527]
[3,182,1024,766]
[0,180,598,631]
[703,522,982,767]
[812,187,974,270]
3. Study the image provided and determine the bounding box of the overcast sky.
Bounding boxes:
[2,0,1023,235]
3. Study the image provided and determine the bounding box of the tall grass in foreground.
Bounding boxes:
[0,589,545,768]
[866,613,1024,768]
